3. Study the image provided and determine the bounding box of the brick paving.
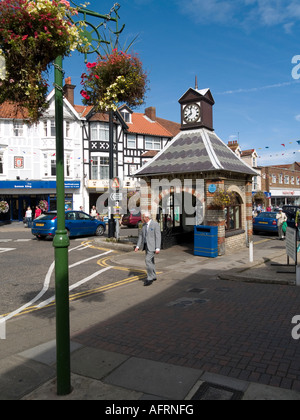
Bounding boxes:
[73,275,300,392]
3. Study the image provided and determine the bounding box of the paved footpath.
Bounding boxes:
[1,226,300,400]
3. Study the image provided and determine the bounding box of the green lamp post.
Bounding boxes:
[53,2,121,396]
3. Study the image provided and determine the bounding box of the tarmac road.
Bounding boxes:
[1,222,300,400]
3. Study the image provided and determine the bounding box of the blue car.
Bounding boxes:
[253,212,278,234]
[32,211,106,240]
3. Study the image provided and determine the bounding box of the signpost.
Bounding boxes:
[52,2,120,396]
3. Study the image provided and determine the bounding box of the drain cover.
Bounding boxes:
[187,288,207,294]
[191,382,244,401]
[167,297,209,308]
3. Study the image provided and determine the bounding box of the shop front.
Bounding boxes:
[270,188,300,208]
[0,180,80,222]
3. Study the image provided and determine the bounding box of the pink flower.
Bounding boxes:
[22,35,28,41]
[59,0,70,7]
[86,62,97,69]
[94,75,100,79]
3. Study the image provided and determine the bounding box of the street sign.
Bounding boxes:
[110,193,123,201]
[111,178,120,189]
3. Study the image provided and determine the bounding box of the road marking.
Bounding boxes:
[0,247,16,254]
[0,241,107,327]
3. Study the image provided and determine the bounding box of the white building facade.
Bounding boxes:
[0,78,180,223]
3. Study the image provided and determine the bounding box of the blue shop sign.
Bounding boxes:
[0,180,80,190]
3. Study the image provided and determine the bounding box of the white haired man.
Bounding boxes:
[135,212,161,286]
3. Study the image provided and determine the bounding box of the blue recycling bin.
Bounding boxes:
[194,225,218,258]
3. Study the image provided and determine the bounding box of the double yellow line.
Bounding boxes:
[1,243,148,319]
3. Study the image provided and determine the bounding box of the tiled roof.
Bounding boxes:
[74,105,93,118]
[0,101,29,119]
[127,113,175,137]
[136,128,257,177]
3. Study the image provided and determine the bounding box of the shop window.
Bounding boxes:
[225,194,242,232]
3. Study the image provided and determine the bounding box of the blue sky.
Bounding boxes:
[60,0,300,166]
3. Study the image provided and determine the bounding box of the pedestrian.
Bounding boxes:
[276,208,287,240]
[135,212,161,287]
[34,205,42,219]
[90,205,97,219]
[256,203,262,215]
[25,206,32,228]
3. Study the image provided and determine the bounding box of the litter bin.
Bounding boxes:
[194,225,218,258]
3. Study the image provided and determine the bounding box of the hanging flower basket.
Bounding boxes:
[211,190,237,209]
[0,0,82,123]
[39,199,48,212]
[80,49,148,112]
[0,201,9,213]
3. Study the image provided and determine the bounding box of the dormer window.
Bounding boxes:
[120,110,131,123]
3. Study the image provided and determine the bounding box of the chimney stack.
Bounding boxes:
[145,106,156,121]
[63,77,76,107]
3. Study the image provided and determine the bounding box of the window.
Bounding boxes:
[51,158,56,176]
[272,174,277,184]
[127,134,136,149]
[225,194,242,232]
[50,120,56,137]
[297,177,300,185]
[291,176,295,185]
[279,174,283,184]
[91,156,110,180]
[145,136,161,150]
[65,121,71,138]
[121,111,131,123]
[284,175,289,185]
[43,121,48,137]
[13,122,23,137]
[91,123,109,141]
[0,154,3,174]
[66,154,71,177]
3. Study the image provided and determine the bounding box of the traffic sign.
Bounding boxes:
[111,178,120,189]
[110,193,123,201]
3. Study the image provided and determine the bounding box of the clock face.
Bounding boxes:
[183,103,201,123]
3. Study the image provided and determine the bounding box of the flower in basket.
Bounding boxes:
[211,190,237,209]
[0,0,83,123]
[80,49,148,112]
[0,201,9,213]
[39,200,48,212]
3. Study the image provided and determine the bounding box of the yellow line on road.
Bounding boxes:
[0,244,148,320]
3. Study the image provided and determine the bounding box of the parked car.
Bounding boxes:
[32,211,106,239]
[121,212,141,227]
[253,211,278,234]
[282,205,300,229]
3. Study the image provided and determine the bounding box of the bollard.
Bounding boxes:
[249,241,254,263]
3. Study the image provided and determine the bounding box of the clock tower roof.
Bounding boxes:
[178,87,215,106]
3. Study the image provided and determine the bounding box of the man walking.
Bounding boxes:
[135,212,161,287]
[276,208,287,240]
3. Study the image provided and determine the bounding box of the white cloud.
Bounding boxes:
[217,80,300,95]
[176,0,300,29]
